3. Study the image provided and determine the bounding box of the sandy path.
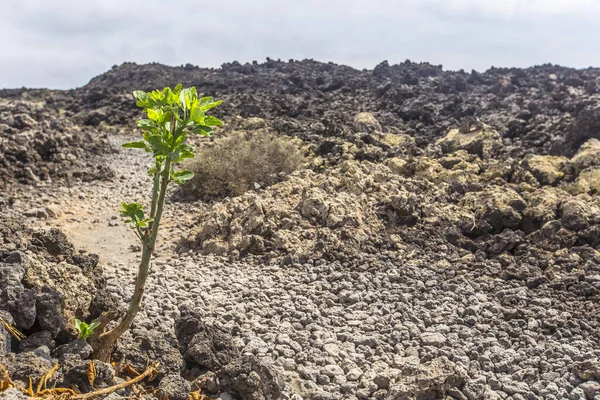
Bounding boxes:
[48,134,175,268]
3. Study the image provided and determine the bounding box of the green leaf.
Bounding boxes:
[74,318,99,340]
[149,90,166,106]
[119,203,146,228]
[133,90,147,101]
[147,108,161,121]
[122,141,148,150]
[204,116,224,126]
[179,90,187,109]
[171,143,195,162]
[146,135,170,156]
[198,96,214,105]
[158,111,171,125]
[189,125,213,137]
[178,143,195,153]
[137,119,155,130]
[179,87,197,111]
[119,201,153,235]
[174,170,194,181]
[190,105,204,123]
[162,87,172,103]
[169,149,181,161]
[133,91,151,109]
[199,98,223,112]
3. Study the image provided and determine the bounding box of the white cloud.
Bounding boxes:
[412,0,600,18]
[0,0,599,88]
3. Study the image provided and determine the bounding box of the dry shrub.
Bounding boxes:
[182,131,304,199]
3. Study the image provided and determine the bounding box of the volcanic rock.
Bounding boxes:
[522,154,570,185]
[175,304,240,371]
[436,124,501,159]
[157,374,192,400]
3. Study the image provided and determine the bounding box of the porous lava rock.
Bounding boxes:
[0,94,115,192]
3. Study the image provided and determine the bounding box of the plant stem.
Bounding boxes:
[149,161,160,221]
[91,107,179,361]
[92,158,172,362]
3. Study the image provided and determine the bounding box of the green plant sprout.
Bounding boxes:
[74,319,100,340]
[89,85,222,361]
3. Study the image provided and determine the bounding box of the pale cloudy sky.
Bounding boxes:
[1,0,599,89]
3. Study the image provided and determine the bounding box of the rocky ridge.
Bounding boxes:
[66,60,600,159]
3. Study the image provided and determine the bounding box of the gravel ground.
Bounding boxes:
[12,134,600,400]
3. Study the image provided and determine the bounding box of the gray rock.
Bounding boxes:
[0,259,37,329]
[217,355,286,400]
[447,387,468,400]
[419,332,446,347]
[316,373,330,385]
[577,381,600,399]
[244,337,270,355]
[0,310,13,356]
[2,351,54,388]
[23,208,48,219]
[500,377,530,395]
[19,330,55,353]
[31,228,74,256]
[0,388,28,400]
[346,368,363,381]
[463,380,486,400]
[193,371,219,394]
[373,371,394,390]
[0,236,98,340]
[175,304,239,370]
[34,286,65,337]
[113,328,184,379]
[322,364,344,378]
[539,382,560,397]
[103,393,124,400]
[386,357,466,399]
[54,338,92,360]
[62,360,115,393]
[481,389,503,400]
[158,374,191,400]
[323,343,341,357]
[569,387,586,400]
[31,345,54,363]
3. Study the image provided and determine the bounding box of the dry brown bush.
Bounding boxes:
[182,131,304,199]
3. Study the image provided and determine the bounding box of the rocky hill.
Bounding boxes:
[1,60,600,400]
[74,60,600,156]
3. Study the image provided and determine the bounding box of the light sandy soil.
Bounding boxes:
[36,134,177,269]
